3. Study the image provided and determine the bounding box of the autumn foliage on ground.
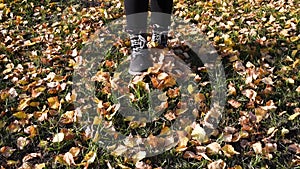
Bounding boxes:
[0,0,299,168]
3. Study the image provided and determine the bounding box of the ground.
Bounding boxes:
[0,0,299,168]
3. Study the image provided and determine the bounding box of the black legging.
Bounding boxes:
[124,0,173,33]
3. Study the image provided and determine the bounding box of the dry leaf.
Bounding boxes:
[63,152,76,166]
[288,112,300,121]
[221,144,240,157]
[84,151,96,164]
[17,137,30,150]
[34,163,46,169]
[18,98,31,110]
[22,153,41,163]
[208,159,226,169]
[132,151,146,163]
[228,99,241,108]
[52,133,64,143]
[252,142,262,154]
[69,147,80,157]
[242,89,257,101]
[0,146,16,158]
[288,144,300,154]
[206,142,221,155]
[191,124,207,142]
[47,96,60,110]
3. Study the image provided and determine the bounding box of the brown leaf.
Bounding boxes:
[227,82,236,96]
[288,144,300,154]
[207,159,226,169]
[60,111,75,124]
[193,93,206,103]
[206,142,221,155]
[69,147,80,157]
[0,146,16,158]
[242,89,257,101]
[228,99,241,108]
[22,153,41,163]
[255,107,268,123]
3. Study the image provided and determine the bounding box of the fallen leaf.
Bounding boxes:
[288,144,300,154]
[221,144,240,157]
[0,146,16,158]
[132,151,146,163]
[288,112,300,121]
[63,152,76,166]
[208,159,226,169]
[52,133,64,143]
[242,89,257,101]
[252,142,262,154]
[18,98,31,111]
[13,111,27,119]
[191,124,207,142]
[69,147,80,157]
[206,142,221,155]
[228,99,241,108]
[17,137,30,150]
[83,151,96,164]
[34,163,46,169]
[22,153,41,163]
[47,96,60,110]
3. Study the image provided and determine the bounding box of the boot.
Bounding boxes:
[128,33,153,75]
[151,24,169,48]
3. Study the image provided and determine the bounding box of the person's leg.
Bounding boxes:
[124,0,153,75]
[124,0,148,33]
[150,0,173,47]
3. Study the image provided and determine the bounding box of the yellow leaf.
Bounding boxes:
[281,128,289,136]
[34,163,46,169]
[221,144,240,157]
[288,112,300,121]
[47,96,60,109]
[191,124,207,142]
[255,107,267,123]
[292,58,300,68]
[13,111,27,119]
[187,84,194,94]
[267,127,276,135]
[18,98,31,110]
[84,151,96,164]
[60,111,75,124]
[0,3,5,10]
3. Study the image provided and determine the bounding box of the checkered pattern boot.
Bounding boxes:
[128,33,153,75]
[151,24,169,48]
